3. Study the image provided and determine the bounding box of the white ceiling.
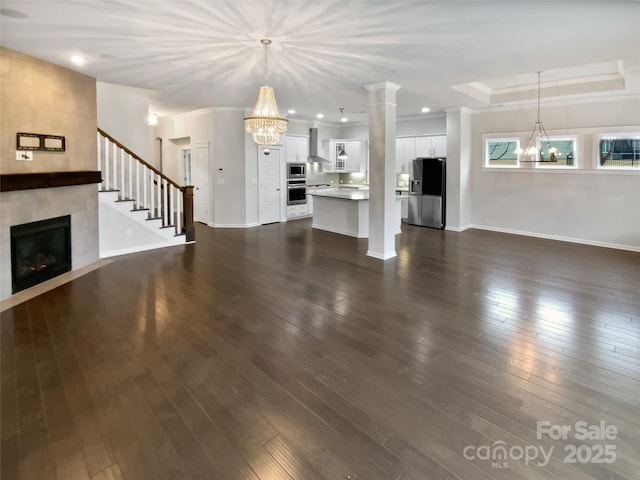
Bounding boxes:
[2,1,639,124]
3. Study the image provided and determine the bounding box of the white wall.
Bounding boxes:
[154,108,258,227]
[212,110,247,226]
[469,97,640,251]
[96,82,152,160]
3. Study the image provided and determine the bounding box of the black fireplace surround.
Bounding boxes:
[10,215,71,294]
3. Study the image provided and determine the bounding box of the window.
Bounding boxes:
[598,134,640,169]
[485,138,520,167]
[533,137,577,168]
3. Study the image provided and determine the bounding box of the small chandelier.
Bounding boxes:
[517,71,558,162]
[244,39,288,145]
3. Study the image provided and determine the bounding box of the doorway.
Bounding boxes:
[258,146,282,225]
[192,143,210,224]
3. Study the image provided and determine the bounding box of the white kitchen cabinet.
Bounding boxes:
[286,135,308,163]
[415,135,447,157]
[395,137,416,173]
[287,203,309,219]
[329,139,366,172]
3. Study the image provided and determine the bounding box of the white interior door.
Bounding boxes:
[193,143,210,224]
[258,147,282,225]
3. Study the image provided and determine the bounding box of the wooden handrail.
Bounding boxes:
[98,128,184,191]
[98,128,195,242]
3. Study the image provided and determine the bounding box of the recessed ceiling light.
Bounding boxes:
[341,117,348,123]
[421,107,431,113]
[287,109,296,114]
[70,55,86,66]
[316,113,324,119]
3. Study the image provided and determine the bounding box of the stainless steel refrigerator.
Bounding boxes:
[407,157,446,229]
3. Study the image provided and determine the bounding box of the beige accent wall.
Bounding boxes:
[0,48,100,300]
[0,47,97,173]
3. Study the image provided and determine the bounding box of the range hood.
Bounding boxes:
[307,128,330,163]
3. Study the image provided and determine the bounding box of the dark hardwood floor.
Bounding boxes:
[2,220,639,480]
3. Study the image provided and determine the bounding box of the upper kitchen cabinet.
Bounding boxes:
[286,135,308,163]
[396,137,416,173]
[329,139,367,172]
[415,135,447,157]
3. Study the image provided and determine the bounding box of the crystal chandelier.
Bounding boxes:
[244,39,288,145]
[517,71,558,162]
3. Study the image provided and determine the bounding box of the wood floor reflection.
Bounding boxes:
[2,220,639,480]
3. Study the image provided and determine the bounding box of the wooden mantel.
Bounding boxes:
[0,171,102,192]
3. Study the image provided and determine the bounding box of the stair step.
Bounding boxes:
[146,216,163,221]
[131,207,150,212]
[115,198,135,203]
[99,189,120,193]
[160,225,176,229]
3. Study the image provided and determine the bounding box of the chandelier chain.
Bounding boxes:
[262,39,271,84]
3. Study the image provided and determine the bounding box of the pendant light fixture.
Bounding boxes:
[337,108,348,161]
[517,71,557,162]
[337,143,348,161]
[244,39,288,145]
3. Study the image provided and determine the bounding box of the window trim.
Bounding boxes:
[484,136,521,168]
[595,132,640,170]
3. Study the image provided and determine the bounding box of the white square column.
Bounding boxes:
[365,81,401,260]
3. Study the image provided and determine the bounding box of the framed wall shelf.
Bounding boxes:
[16,132,66,152]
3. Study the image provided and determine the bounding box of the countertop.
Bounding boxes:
[308,189,410,201]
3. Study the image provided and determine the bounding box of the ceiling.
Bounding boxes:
[2,1,639,124]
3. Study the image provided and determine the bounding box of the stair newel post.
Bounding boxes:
[183,186,195,242]
[176,187,182,235]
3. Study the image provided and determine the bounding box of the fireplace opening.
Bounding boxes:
[10,215,71,294]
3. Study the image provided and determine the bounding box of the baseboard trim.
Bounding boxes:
[311,224,367,238]
[367,250,397,260]
[208,222,260,228]
[100,241,186,258]
[470,224,640,252]
[445,224,471,232]
[1,259,112,312]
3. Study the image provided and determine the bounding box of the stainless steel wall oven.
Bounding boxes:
[287,180,307,205]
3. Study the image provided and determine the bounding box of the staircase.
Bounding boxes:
[97,128,194,258]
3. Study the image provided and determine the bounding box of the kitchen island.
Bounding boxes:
[307,188,408,238]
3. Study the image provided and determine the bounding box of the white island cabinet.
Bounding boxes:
[308,189,406,238]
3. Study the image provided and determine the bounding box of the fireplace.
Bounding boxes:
[10,215,72,294]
